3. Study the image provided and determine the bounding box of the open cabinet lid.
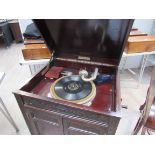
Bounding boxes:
[33,19,134,66]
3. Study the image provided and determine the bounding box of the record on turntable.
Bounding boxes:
[50,75,96,105]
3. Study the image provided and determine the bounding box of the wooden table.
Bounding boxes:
[19,58,49,74]
[121,51,155,86]
[0,71,19,132]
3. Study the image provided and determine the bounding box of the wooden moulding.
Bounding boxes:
[22,44,52,60]
[126,36,155,54]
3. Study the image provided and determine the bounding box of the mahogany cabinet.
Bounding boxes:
[14,19,133,135]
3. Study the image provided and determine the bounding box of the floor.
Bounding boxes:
[0,43,151,135]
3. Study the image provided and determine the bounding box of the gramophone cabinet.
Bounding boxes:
[14,19,133,135]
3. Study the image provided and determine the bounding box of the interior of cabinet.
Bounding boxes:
[21,60,118,114]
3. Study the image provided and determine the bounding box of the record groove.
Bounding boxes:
[50,75,96,104]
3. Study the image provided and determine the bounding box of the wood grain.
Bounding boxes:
[127,36,155,53]
[22,44,52,60]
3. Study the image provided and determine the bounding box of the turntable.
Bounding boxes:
[50,75,96,105]
[49,66,99,105]
[14,19,134,135]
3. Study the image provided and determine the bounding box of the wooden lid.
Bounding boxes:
[33,19,133,65]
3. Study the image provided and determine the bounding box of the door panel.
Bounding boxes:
[63,116,108,135]
[26,107,63,135]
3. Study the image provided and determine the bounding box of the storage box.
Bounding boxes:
[127,36,155,53]
[22,43,52,60]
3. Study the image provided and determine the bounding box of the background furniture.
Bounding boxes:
[22,43,51,60]
[127,36,155,54]
[0,72,19,132]
[9,20,23,43]
[120,51,155,86]
[0,22,13,47]
[129,30,147,37]
[20,58,49,74]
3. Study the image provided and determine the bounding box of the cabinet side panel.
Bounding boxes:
[14,93,39,134]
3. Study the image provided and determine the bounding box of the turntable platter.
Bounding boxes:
[50,75,96,104]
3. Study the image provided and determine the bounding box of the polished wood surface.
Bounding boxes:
[22,44,52,60]
[34,19,133,63]
[30,76,114,113]
[19,60,119,115]
[127,36,155,53]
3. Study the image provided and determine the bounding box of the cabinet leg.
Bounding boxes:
[0,97,19,132]
[137,55,148,87]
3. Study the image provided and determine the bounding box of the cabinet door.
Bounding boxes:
[25,107,63,135]
[63,116,108,135]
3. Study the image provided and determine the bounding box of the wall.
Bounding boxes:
[133,19,154,34]
[18,19,33,36]
[150,20,155,35]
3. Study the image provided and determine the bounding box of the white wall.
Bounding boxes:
[133,19,154,35]
[18,19,33,35]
